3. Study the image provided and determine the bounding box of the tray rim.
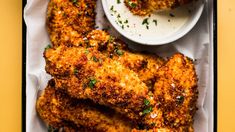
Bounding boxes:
[21,0,217,131]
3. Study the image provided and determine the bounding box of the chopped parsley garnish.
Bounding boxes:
[142,18,149,25]
[128,1,137,8]
[146,25,149,30]
[142,18,150,29]
[124,20,128,24]
[153,19,157,26]
[92,56,99,62]
[110,5,114,11]
[117,14,121,18]
[45,45,52,50]
[84,49,89,54]
[109,36,115,42]
[71,0,77,3]
[74,68,78,74]
[142,106,153,115]
[89,79,97,88]
[115,49,124,56]
[121,25,124,29]
[117,0,121,4]
[176,95,184,104]
[144,99,150,106]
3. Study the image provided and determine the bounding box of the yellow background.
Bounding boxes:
[0,0,234,131]
[218,0,235,131]
[0,0,22,132]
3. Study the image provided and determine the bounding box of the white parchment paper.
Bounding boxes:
[24,0,214,131]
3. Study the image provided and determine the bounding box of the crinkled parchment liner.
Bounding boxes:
[24,0,214,131]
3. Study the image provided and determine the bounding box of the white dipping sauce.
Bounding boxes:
[106,0,197,41]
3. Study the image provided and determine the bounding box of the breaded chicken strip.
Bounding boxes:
[86,30,165,89]
[153,53,198,129]
[125,0,192,16]
[44,45,156,122]
[37,79,133,132]
[47,0,96,47]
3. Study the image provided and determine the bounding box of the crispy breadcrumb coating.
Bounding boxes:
[86,30,165,89]
[47,0,96,47]
[44,45,156,122]
[37,79,133,132]
[153,53,198,129]
[125,0,192,16]
[37,0,199,130]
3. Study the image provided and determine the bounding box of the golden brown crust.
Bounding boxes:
[85,30,165,89]
[47,0,96,47]
[153,53,198,129]
[36,80,133,132]
[124,0,192,16]
[44,45,156,122]
[37,0,199,131]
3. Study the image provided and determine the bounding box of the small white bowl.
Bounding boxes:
[101,0,204,45]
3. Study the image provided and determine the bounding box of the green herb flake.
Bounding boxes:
[110,5,114,11]
[124,20,128,24]
[109,36,115,42]
[176,95,184,104]
[74,68,78,74]
[142,106,153,115]
[45,45,52,50]
[117,14,121,18]
[71,0,77,3]
[144,99,150,106]
[146,25,149,30]
[128,1,137,8]
[153,19,157,26]
[89,79,97,88]
[92,56,99,62]
[84,49,89,54]
[121,25,124,29]
[142,18,149,25]
[117,0,121,4]
[115,49,124,56]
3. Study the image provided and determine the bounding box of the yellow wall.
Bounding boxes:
[0,0,235,131]
[0,0,22,131]
[218,0,235,131]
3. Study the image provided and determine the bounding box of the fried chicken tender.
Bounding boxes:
[37,79,133,132]
[86,30,165,89]
[153,53,198,129]
[47,0,96,47]
[41,0,199,130]
[44,45,156,122]
[125,0,192,16]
